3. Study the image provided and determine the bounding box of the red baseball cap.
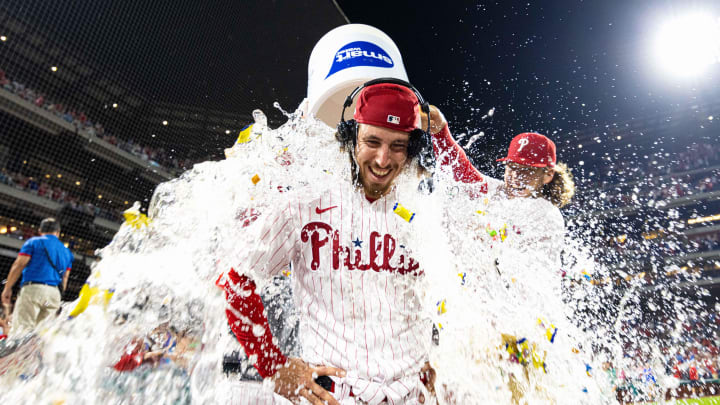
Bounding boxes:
[497,132,556,168]
[354,83,421,133]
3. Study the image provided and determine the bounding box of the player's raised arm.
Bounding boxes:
[422,105,487,185]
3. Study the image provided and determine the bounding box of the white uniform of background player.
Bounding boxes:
[429,117,589,402]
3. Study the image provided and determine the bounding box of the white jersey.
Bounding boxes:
[465,177,566,299]
[483,178,565,269]
[240,183,431,405]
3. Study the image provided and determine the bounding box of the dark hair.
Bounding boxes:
[541,162,575,208]
[335,122,432,187]
[39,217,61,234]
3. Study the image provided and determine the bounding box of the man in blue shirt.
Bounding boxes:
[1,217,73,334]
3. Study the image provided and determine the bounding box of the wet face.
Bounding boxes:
[503,162,554,198]
[355,123,410,199]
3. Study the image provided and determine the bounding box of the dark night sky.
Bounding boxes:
[337,0,720,173]
[3,0,718,169]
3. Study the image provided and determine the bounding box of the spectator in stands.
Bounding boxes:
[34,94,45,108]
[1,218,73,335]
[26,177,38,193]
[37,181,50,198]
[688,361,699,382]
[0,168,13,186]
[0,70,9,88]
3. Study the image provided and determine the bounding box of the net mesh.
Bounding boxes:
[0,1,346,301]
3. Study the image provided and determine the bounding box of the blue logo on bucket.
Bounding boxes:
[325,41,394,79]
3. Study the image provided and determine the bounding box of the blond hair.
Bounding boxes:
[542,162,575,208]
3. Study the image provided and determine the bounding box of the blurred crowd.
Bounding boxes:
[0,219,93,259]
[0,69,198,175]
[579,143,720,209]
[607,230,720,266]
[0,221,35,242]
[0,166,123,223]
[605,311,720,402]
[690,233,720,253]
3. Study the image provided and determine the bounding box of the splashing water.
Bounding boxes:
[0,101,705,405]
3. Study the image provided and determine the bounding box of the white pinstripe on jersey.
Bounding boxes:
[242,184,430,404]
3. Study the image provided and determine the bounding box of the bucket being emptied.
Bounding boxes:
[307,24,409,127]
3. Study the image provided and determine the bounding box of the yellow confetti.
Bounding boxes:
[251,174,261,185]
[122,203,151,230]
[437,299,447,314]
[236,124,254,144]
[393,203,415,223]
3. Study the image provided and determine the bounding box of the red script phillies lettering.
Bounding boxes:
[300,221,420,275]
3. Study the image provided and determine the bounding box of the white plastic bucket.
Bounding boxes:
[307,24,409,127]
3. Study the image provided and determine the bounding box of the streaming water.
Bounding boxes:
[0,103,704,404]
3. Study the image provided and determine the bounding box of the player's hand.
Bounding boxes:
[143,350,165,363]
[1,288,11,308]
[271,357,345,405]
[421,362,437,399]
[420,105,447,135]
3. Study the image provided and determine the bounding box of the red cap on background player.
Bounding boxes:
[354,83,421,133]
[497,132,556,168]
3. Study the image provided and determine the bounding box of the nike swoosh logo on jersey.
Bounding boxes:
[315,206,337,214]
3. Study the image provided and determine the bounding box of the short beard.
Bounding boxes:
[359,174,391,199]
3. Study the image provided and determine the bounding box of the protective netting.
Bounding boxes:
[0,1,346,302]
[0,1,719,405]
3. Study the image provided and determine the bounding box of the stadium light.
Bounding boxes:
[0,36,6,42]
[50,66,58,72]
[162,120,168,126]
[652,12,720,78]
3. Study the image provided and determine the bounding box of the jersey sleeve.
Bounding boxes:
[224,269,287,378]
[432,123,486,184]
[244,202,299,279]
[223,202,299,378]
[18,239,35,257]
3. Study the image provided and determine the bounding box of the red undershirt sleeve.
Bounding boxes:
[113,350,144,372]
[224,267,287,378]
[431,123,486,184]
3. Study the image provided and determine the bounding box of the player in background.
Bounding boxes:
[222,81,438,405]
[422,106,575,268]
[423,106,574,208]
[423,104,576,301]
[423,107,590,404]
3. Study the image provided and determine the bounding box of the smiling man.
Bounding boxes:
[223,81,437,405]
[355,123,409,199]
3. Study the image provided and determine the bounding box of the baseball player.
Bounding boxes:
[425,105,574,210]
[424,108,587,403]
[222,82,438,405]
